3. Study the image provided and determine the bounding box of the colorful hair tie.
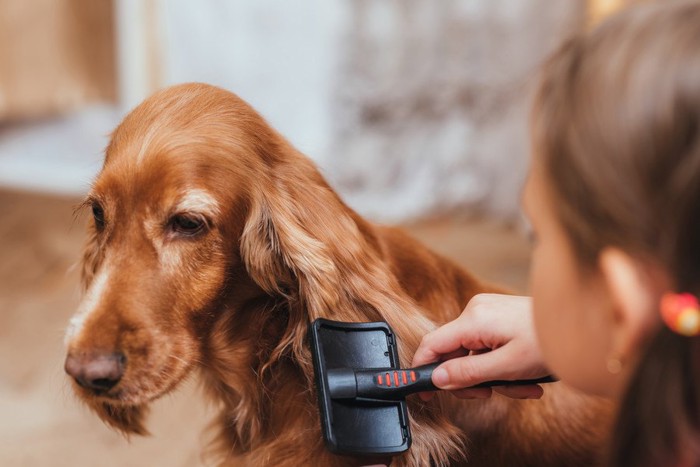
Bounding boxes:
[660,292,700,337]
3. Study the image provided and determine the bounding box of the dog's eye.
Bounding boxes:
[92,203,105,229]
[169,214,206,236]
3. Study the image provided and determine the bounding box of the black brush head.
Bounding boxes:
[309,318,411,456]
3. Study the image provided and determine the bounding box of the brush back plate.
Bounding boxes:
[309,318,411,456]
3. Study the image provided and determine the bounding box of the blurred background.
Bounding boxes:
[0,0,636,465]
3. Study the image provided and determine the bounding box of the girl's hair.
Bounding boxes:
[531,1,700,465]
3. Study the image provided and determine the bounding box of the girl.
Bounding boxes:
[413,1,700,465]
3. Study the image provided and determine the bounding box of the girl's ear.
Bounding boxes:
[598,248,665,369]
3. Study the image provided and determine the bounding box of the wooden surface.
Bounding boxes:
[0,0,115,121]
[0,188,530,466]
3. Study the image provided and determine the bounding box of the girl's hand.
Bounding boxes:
[412,294,550,400]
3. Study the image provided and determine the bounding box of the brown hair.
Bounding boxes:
[532,1,700,465]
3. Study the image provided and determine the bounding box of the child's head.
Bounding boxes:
[524,0,700,463]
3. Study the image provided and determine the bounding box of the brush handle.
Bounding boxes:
[327,363,556,401]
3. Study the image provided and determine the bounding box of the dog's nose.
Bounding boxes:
[64,352,126,392]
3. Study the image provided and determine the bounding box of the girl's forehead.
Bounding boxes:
[522,163,558,228]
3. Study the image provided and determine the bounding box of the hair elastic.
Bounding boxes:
[660,292,700,337]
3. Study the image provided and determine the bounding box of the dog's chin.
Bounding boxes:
[71,352,197,436]
[73,375,187,437]
[89,399,150,436]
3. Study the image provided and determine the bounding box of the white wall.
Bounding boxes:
[327,0,584,221]
[0,0,583,223]
[161,0,347,163]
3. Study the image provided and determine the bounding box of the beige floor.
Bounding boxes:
[0,189,531,466]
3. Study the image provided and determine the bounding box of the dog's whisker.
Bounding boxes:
[166,354,189,366]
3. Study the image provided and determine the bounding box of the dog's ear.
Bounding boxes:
[240,151,436,364]
[240,149,466,465]
[240,153,368,365]
[241,155,356,313]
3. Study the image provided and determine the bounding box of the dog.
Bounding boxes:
[64,83,610,466]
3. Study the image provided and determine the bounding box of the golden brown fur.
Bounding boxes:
[64,83,611,466]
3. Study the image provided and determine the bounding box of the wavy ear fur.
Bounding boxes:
[241,149,418,368]
[240,147,466,465]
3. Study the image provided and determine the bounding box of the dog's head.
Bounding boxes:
[64,84,461,464]
[63,83,387,427]
[64,84,269,433]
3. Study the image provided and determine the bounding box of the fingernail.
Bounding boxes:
[432,367,449,387]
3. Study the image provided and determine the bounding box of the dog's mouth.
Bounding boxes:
[72,367,192,407]
[65,324,200,435]
[68,359,195,436]
[73,380,121,400]
[72,382,137,405]
[67,349,196,408]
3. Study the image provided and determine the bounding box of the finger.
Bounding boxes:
[417,391,434,402]
[412,317,484,367]
[440,347,470,361]
[431,346,522,390]
[451,387,493,399]
[493,385,544,399]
